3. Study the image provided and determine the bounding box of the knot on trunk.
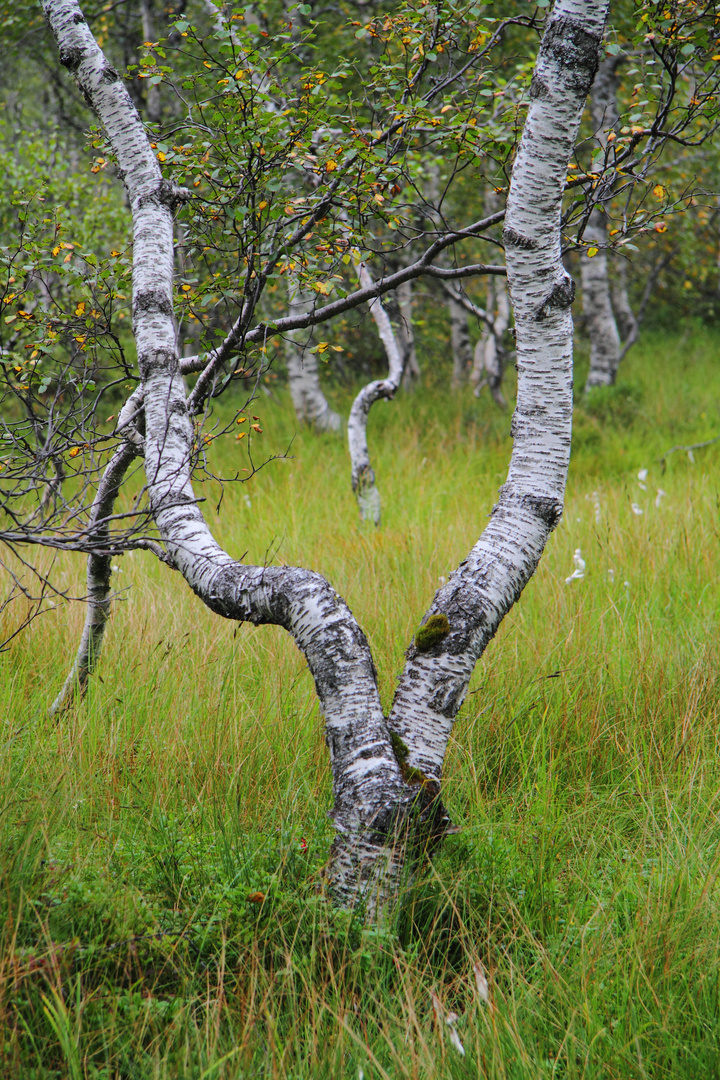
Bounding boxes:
[543,16,602,97]
[59,45,84,72]
[529,75,549,100]
[520,492,564,530]
[133,289,173,320]
[137,180,191,213]
[535,275,575,321]
[137,346,177,380]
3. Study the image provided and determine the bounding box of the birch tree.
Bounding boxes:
[35,0,610,911]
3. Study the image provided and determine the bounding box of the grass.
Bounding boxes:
[2,324,720,1077]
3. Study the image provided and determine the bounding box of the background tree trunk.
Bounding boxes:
[284,282,342,433]
[398,279,420,389]
[471,275,510,408]
[347,260,406,525]
[449,295,473,388]
[582,56,623,391]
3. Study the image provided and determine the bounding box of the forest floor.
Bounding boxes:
[2,326,720,1078]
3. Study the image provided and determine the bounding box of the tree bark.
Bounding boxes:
[398,279,420,390]
[471,275,510,408]
[44,0,608,911]
[449,295,473,388]
[582,56,622,392]
[49,441,138,715]
[387,0,607,783]
[347,260,406,525]
[284,282,342,433]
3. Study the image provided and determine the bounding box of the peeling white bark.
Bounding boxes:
[387,0,608,782]
[284,282,342,433]
[346,260,406,525]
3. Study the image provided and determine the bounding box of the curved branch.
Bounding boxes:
[347,261,406,525]
[49,440,138,715]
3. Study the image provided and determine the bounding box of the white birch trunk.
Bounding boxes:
[49,442,138,715]
[582,56,622,391]
[284,282,342,433]
[346,260,406,525]
[45,0,608,911]
[471,275,510,408]
[398,279,420,389]
[449,296,473,388]
[44,0,406,910]
[611,258,638,345]
[387,0,608,783]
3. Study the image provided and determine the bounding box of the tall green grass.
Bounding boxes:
[2,326,720,1077]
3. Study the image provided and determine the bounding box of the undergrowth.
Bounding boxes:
[2,327,720,1077]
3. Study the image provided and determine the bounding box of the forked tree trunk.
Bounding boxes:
[582,56,622,391]
[284,283,342,433]
[45,0,607,911]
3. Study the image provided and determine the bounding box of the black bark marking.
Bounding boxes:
[543,16,602,97]
[133,289,173,318]
[521,493,564,530]
[530,75,549,100]
[503,226,537,251]
[535,276,576,321]
[427,675,466,718]
[59,45,84,72]
[137,346,176,379]
[102,65,120,83]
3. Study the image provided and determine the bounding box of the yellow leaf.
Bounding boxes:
[52,246,60,256]
[258,200,268,209]
[654,222,667,233]
[110,250,121,257]
[157,151,166,162]
[75,302,86,316]
[69,447,81,458]
[653,184,665,198]
[325,160,337,172]
[587,247,599,257]
[236,432,246,440]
